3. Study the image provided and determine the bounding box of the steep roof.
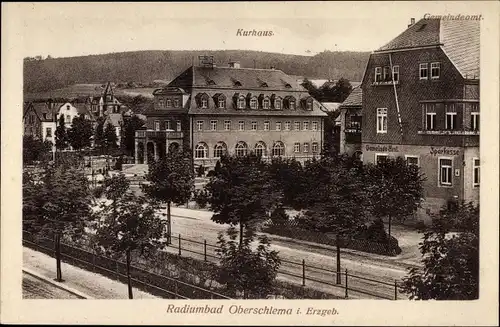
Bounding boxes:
[170,65,306,91]
[340,86,362,108]
[30,102,63,122]
[72,103,96,121]
[320,102,342,112]
[375,18,479,79]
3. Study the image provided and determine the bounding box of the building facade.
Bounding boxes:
[361,18,480,218]
[135,61,327,169]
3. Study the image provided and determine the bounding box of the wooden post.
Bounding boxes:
[126,249,133,299]
[336,234,341,285]
[178,234,181,256]
[345,269,348,298]
[204,240,207,261]
[302,259,306,286]
[394,280,398,300]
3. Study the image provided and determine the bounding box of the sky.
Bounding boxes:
[10,2,486,58]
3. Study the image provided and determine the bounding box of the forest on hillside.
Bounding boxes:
[23,50,369,93]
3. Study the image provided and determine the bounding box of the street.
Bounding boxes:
[22,272,81,299]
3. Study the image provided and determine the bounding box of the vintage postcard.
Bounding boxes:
[1,1,499,325]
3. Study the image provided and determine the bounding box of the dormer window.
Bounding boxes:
[261,82,268,87]
[263,98,270,109]
[284,96,296,110]
[231,78,242,87]
[174,99,180,108]
[250,97,258,110]
[375,67,382,82]
[196,93,210,109]
[159,99,165,108]
[238,96,246,109]
[166,99,172,107]
[275,98,282,110]
[213,93,226,109]
[304,97,314,111]
[285,83,292,88]
[207,79,216,85]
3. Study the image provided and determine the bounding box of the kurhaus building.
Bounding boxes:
[361,18,480,217]
[135,61,327,169]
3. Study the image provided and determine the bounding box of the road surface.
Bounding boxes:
[22,272,81,299]
[164,207,414,299]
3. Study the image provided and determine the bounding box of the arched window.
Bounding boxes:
[238,96,246,109]
[254,142,267,157]
[235,142,248,157]
[274,97,282,110]
[272,141,285,157]
[250,97,258,110]
[213,142,227,158]
[195,142,208,159]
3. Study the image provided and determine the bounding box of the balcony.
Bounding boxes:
[136,130,184,139]
[371,80,399,86]
[345,124,362,134]
[417,129,479,136]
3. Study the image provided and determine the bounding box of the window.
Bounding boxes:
[375,67,382,82]
[383,66,391,81]
[473,158,480,187]
[471,112,479,131]
[238,97,246,109]
[312,121,318,131]
[66,105,70,110]
[439,158,453,186]
[201,98,208,108]
[303,121,309,131]
[392,65,399,82]
[254,142,266,157]
[405,155,419,167]
[218,99,225,109]
[250,98,258,109]
[154,120,160,131]
[176,120,182,131]
[195,143,208,159]
[214,142,227,158]
[289,100,296,110]
[272,142,285,157]
[264,121,270,131]
[235,142,248,157]
[66,115,71,123]
[284,121,291,131]
[196,120,203,131]
[263,99,270,109]
[306,100,313,111]
[238,121,245,131]
[251,121,257,131]
[274,99,281,110]
[166,99,172,107]
[165,120,171,130]
[210,120,217,131]
[159,99,165,108]
[174,99,180,108]
[294,143,300,153]
[376,108,387,133]
[419,63,428,80]
[426,112,436,130]
[312,142,319,153]
[46,127,52,137]
[303,143,309,153]
[224,120,231,131]
[430,62,440,79]
[276,122,282,131]
[294,122,300,130]
[445,112,457,130]
[376,154,388,165]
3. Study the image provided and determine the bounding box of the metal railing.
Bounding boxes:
[168,233,404,300]
[22,231,231,300]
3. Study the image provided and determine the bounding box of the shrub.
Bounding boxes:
[193,189,209,209]
[270,207,289,226]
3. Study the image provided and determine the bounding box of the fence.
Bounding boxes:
[22,231,231,300]
[167,233,404,300]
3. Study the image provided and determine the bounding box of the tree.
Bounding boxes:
[365,157,425,237]
[103,122,118,152]
[321,111,341,157]
[330,77,353,102]
[205,153,280,246]
[67,115,93,151]
[142,149,194,244]
[121,115,145,157]
[23,135,52,165]
[301,78,321,100]
[23,165,92,281]
[401,202,479,300]
[268,157,304,209]
[299,156,369,284]
[214,226,280,299]
[94,117,105,151]
[94,177,165,299]
[55,114,68,150]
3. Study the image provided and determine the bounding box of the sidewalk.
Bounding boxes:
[23,247,158,299]
[170,206,424,269]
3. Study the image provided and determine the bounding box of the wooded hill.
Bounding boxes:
[24,50,370,93]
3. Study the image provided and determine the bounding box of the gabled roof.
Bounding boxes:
[72,103,96,121]
[340,86,362,108]
[169,65,306,91]
[320,102,342,112]
[29,102,63,122]
[376,18,479,79]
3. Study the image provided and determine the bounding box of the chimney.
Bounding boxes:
[228,61,240,68]
[408,18,415,28]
